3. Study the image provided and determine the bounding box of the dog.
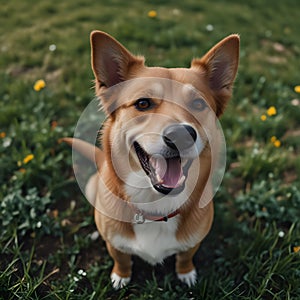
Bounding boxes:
[63,31,239,289]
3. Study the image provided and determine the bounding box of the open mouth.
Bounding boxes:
[133,142,191,195]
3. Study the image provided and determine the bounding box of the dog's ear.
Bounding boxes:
[191,34,239,116]
[90,31,145,89]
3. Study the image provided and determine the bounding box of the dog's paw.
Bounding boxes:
[177,269,197,287]
[111,272,131,289]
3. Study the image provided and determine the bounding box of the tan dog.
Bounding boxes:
[64,31,239,289]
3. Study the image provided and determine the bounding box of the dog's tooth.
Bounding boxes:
[156,173,163,184]
[150,156,157,168]
[177,175,186,186]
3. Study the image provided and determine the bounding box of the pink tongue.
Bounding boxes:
[160,157,182,188]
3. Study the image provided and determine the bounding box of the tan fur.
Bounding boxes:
[176,242,201,275]
[106,241,132,278]
[63,31,239,288]
[59,137,104,170]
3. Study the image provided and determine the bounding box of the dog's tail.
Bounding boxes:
[59,137,104,170]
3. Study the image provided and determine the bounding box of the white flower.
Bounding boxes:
[78,269,87,276]
[206,24,214,32]
[49,44,57,52]
[3,137,12,148]
[70,200,76,211]
[36,221,42,228]
[90,231,100,241]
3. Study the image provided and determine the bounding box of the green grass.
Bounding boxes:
[1,0,300,299]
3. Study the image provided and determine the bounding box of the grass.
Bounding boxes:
[0,0,300,299]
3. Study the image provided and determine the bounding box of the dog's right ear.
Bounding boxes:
[90,31,145,90]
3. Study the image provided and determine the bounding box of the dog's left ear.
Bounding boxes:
[191,34,240,116]
[90,31,145,89]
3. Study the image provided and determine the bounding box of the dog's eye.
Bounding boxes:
[134,98,153,111]
[190,98,207,111]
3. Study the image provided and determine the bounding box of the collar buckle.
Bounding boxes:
[134,212,145,224]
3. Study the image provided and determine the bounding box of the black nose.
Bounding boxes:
[163,124,197,150]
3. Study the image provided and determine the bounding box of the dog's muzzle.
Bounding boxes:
[134,124,197,195]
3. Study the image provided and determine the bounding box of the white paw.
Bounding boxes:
[110,272,131,289]
[177,269,197,287]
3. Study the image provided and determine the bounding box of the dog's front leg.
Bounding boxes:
[176,243,200,287]
[106,241,132,289]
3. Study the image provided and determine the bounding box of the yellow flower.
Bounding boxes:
[273,140,281,148]
[33,79,46,91]
[260,114,267,121]
[293,246,300,253]
[270,136,281,148]
[148,10,157,18]
[294,85,300,93]
[0,132,6,138]
[270,136,277,143]
[267,106,277,116]
[23,154,34,164]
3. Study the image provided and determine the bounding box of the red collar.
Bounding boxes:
[133,209,180,224]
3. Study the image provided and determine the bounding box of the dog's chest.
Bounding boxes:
[112,217,191,265]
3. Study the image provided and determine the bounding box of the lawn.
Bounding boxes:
[0,0,300,299]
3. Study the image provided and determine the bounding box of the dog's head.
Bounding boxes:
[90,31,239,200]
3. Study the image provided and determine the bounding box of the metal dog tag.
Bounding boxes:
[134,212,145,224]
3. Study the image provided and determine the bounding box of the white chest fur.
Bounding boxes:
[111,217,194,265]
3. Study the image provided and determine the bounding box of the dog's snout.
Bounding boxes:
[163,124,197,150]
